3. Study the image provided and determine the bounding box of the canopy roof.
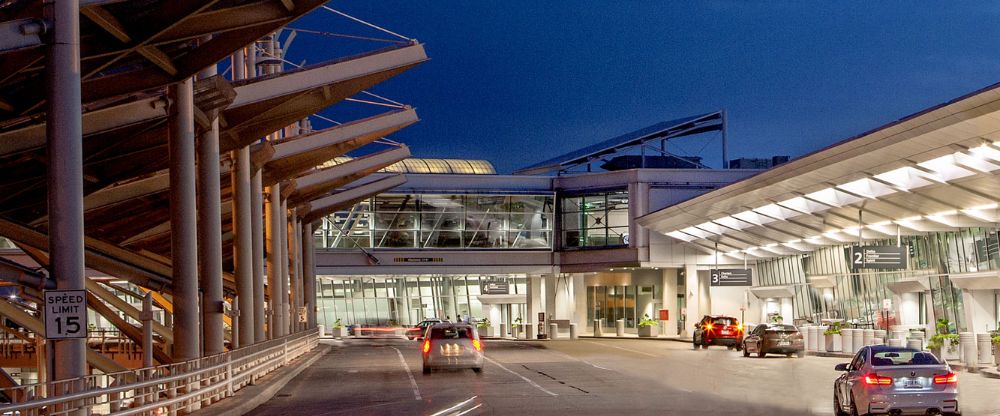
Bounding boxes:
[514,111,723,175]
[638,82,1000,258]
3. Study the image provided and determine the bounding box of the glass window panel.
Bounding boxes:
[420,231,463,248]
[374,231,416,248]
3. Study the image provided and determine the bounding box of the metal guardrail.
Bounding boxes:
[0,328,319,415]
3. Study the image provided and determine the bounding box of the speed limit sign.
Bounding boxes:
[44,290,88,339]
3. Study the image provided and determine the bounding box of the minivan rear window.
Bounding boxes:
[712,318,736,326]
[430,326,474,339]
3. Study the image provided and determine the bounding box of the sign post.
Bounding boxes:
[849,246,907,271]
[709,269,753,286]
[44,290,88,339]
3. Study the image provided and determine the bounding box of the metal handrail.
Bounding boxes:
[0,328,318,415]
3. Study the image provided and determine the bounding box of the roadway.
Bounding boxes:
[248,337,1000,415]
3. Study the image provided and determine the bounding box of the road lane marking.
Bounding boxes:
[390,346,422,400]
[429,396,477,416]
[484,356,558,396]
[582,340,658,357]
[456,403,483,415]
[542,348,613,371]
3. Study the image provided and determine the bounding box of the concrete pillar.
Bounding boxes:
[627,182,650,250]
[543,274,556,325]
[526,275,542,333]
[900,292,920,326]
[302,222,317,329]
[196,61,224,356]
[683,264,699,336]
[661,268,679,337]
[698,270,711,317]
[279,197,290,335]
[291,215,304,331]
[46,0,87,385]
[554,275,574,320]
[265,185,284,337]
[286,212,297,333]
[232,146,254,347]
[572,274,587,330]
[251,171,266,342]
[169,78,200,361]
[780,297,794,323]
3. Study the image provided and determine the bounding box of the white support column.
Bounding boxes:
[661,268,679,336]
[232,146,255,347]
[302,222,317,329]
[169,78,201,361]
[526,275,542,338]
[251,170,266,342]
[554,275,573,320]
[543,274,556,323]
[573,274,587,330]
[683,264,700,337]
[698,269,712,317]
[46,0,87,388]
[265,185,283,338]
[196,60,224,356]
[279,197,290,335]
[295,217,305,330]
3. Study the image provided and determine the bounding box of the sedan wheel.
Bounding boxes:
[833,392,847,416]
[757,346,766,358]
[849,393,861,416]
[700,343,709,349]
[742,345,750,357]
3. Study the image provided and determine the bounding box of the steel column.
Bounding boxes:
[45,0,87,395]
[232,146,255,347]
[280,197,290,335]
[295,216,304,330]
[265,184,284,337]
[302,222,316,328]
[168,77,200,361]
[251,170,266,342]
[287,211,299,332]
[196,57,224,356]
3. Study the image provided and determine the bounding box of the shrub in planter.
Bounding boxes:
[769,314,784,324]
[331,318,347,338]
[512,317,523,338]
[824,322,843,352]
[638,314,658,338]
[477,318,494,337]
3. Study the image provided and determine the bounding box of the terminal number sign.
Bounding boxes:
[710,269,752,286]
[849,246,907,271]
[44,290,88,339]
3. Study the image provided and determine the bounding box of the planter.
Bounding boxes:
[942,338,960,361]
[479,326,495,337]
[994,343,1000,366]
[825,333,842,352]
[638,325,658,338]
[332,327,347,338]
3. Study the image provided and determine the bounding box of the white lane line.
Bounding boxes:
[428,395,477,416]
[456,403,483,415]
[582,340,658,357]
[390,346,422,400]
[544,348,613,371]
[483,356,558,396]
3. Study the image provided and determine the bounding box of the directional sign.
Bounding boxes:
[44,290,88,339]
[710,269,753,286]
[849,246,907,271]
[481,279,510,295]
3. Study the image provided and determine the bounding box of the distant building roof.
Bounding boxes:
[513,111,723,175]
[323,156,496,175]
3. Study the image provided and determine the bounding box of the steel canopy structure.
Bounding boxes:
[0,0,425,411]
[638,82,1000,258]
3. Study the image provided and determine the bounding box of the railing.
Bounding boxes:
[0,328,319,415]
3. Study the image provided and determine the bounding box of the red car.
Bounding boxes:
[692,315,743,350]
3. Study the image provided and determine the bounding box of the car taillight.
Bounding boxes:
[864,373,892,386]
[472,339,482,352]
[422,340,431,353]
[736,323,743,331]
[933,372,958,384]
[705,323,714,331]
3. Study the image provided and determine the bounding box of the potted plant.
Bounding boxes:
[331,318,347,338]
[824,322,843,352]
[476,317,494,337]
[512,317,523,338]
[927,319,959,361]
[638,314,658,338]
[769,314,784,324]
[992,334,1000,366]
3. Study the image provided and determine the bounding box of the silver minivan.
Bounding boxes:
[421,323,484,374]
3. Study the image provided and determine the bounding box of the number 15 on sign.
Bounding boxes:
[44,290,88,339]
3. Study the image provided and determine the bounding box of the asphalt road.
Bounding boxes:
[247,337,1000,415]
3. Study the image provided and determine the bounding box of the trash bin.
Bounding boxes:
[616,319,625,337]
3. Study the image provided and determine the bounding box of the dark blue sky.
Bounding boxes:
[285,2,1000,174]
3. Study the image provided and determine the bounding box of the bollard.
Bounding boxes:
[887,338,904,347]
[959,332,977,372]
[801,326,811,351]
[906,337,923,351]
[525,323,535,340]
[616,319,625,337]
[570,323,578,340]
[873,330,887,345]
[977,333,992,365]
[862,329,875,346]
[842,329,854,353]
[550,323,559,340]
[808,326,820,352]
[853,329,866,352]
[500,323,508,338]
[594,319,603,337]
[318,324,325,338]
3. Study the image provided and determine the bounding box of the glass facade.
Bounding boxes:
[561,190,630,248]
[315,275,527,326]
[316,193,554,250]
[586,284,659,330]
[756,228,1000,331]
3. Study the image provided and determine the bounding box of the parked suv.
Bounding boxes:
[692,315,743,350]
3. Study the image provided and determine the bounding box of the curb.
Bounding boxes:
[190,344,332,416]
[981,367,1000,379]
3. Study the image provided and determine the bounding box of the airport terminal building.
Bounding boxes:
[314,87,1000,339]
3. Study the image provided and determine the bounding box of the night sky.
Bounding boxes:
[282,2,1000,174]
